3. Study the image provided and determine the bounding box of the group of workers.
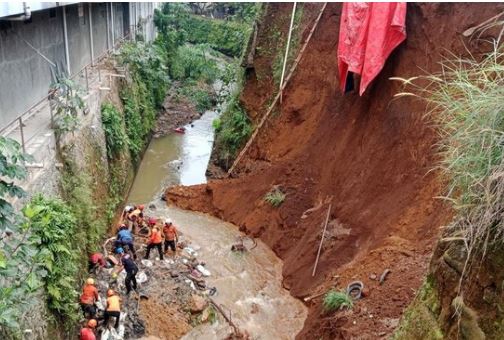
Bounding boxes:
[79,204,179,340]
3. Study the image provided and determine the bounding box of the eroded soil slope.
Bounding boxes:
[167,3,503,338]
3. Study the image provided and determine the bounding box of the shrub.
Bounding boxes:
[323,290,354,311]
[170,44,219,84]
[264,187,286,207]
[26,195,80,327]
[101,103,128,159]
[393,47,504,275]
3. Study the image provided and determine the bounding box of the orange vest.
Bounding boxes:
[107,295,121,312]
[150,230,162,244]
[163,225,177,241]
[80,285,98,304]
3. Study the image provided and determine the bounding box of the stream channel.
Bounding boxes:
[125,100,307,338]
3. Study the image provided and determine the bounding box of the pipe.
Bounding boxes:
[280,2,297,104]
[88,3,95,65]
[62,5,71,76]
[105,2,110,50]
[111,3,115,51]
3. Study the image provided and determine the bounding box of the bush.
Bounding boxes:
[101,103,128,159]
[213,93,252,168]
[393,47,504,270]
[264,187,286,207]
[177,81,215,112]
[26,195,80,326]
[323,290,353,311]
[170,45,219,84]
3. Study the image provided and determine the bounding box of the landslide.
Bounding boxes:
[167,3,502,339]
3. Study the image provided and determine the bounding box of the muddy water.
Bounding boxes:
[127,109,307,338]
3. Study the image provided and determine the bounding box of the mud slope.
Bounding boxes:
[167,3,503,339]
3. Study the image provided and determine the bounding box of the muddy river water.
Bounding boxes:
[126,109,307,339]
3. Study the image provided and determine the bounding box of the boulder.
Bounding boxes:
[190,294,208,313]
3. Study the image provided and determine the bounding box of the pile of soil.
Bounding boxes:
[166,3,503,339]
[153,85,201,138]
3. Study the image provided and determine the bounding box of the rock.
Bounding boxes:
[201,307,212,323]
[148,204,156,210]
[251,303,259,314]
[369,274,377,280]
[190,294,208,313]
[141,259,153,267]
[170,270,179,278]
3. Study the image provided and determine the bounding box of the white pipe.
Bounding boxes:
[105,3,110,50]
[279,2,297,104]
[88,3,94,65]
[110,3,115,51]
[62,5,71,76]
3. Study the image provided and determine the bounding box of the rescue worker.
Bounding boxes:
[145,226,163,260]
[121,205,134,225]
[80,278,99,318]
[117,250,138,295]
[80,319,97,340]
[88,252,107,273]
[104,289,121,329]
[163,219,178,256]
[115,224,136,258]
[128,205,144,233]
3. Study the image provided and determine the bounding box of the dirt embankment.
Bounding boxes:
[167,3,502,339]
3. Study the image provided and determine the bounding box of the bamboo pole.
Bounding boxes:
[227,3,328,176]
[280,2,297,104]
[312,203,331,277]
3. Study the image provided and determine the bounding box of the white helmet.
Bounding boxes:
[165,218,172,225]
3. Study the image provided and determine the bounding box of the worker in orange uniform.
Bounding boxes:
[80,278,99,318]
[80,319,97,340]
[145,226,164,260]
[104,289,121,329]
[163,219,178,256]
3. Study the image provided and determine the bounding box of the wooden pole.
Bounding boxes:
[227,3,327,176]
[312,203,331,277]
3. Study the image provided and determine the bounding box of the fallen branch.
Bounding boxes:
[209,297,242,336]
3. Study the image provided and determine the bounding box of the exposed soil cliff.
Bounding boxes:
[167,3,503,338]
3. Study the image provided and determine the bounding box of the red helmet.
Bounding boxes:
[138,204,145,210]
[148,217,157,225]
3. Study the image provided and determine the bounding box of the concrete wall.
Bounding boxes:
[0,8,65,128]
[0,2,157,132]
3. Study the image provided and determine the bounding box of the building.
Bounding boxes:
[0,2,159,130]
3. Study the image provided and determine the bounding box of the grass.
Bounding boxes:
[392,45,504,291]
[323,290,353,312]
[264,187,286,207]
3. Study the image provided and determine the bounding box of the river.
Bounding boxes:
[125,103,307,338]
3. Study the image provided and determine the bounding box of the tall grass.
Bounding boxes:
[393,45,504,288]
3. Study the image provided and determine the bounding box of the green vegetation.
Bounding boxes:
[26,195,80,327]
[264,187,286,207]
[170,44,219,83]
[49,74,86,134]
[323,290,354,311]
[394,48,504,277]
[118,42,169,161]
[0,137,43,336]
[101,103,128,159]
[272,5,304,85]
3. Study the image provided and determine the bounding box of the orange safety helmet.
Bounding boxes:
[87,319,97,328]
[86,278,95,285]
[107,289,115,297]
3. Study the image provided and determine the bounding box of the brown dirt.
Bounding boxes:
[139,298,191,339]
[167,3,503,339]
[153,85,202,138]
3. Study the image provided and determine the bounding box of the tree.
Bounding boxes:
[0,136,45,335]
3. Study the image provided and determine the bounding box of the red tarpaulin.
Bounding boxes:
[338,2,407,96]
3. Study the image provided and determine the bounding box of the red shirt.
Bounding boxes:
[80,285,98,304]
[150,230,162,244]
[80,327,96,340]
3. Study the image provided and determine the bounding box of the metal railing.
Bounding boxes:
[0,31,135,153]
